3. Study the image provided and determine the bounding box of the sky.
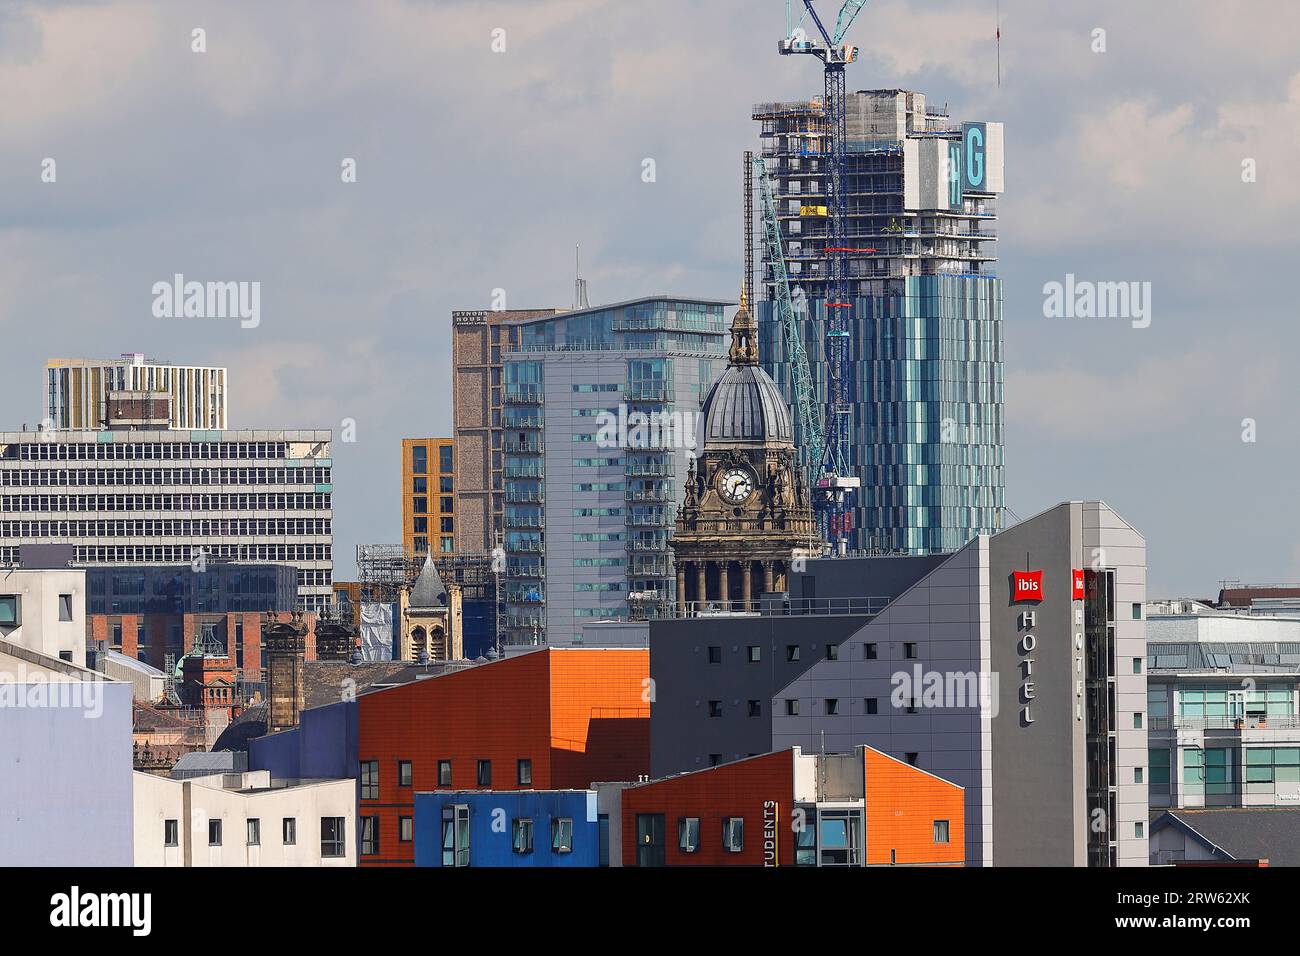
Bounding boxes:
[2,0,1298,596]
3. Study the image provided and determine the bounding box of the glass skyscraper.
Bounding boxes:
[754,89,1005,554]
[500,296,729,645]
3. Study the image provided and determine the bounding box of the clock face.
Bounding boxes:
[719,467,755,504]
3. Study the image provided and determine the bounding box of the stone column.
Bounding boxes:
[676,566,687,615]
[696,563,708,610]
[742,563,753,607]
[719,563,730,610]
[763,561,774,594]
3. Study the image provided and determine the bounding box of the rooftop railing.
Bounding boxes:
[678,596,891,618]
[1147,716,1300,731]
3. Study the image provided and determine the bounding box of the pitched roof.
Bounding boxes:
[170,750,247,779]
[133,699,204,733]
[211,660,451,751]
[1152,809,1300,866]
[409,553,447,608]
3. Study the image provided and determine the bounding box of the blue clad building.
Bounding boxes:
[250,698,360,782]
[755,90,1005,555]
[414,790,600,867]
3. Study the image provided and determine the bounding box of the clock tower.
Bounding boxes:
[672,289,821,613]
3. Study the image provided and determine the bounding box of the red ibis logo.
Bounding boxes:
[1011,570,1043,603]
[1071,569,1086,601]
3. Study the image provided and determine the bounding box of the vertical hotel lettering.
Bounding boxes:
[1012,569,1043,725]
[1072,568,1086,721]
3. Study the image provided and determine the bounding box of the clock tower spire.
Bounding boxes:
[672,293,822,614]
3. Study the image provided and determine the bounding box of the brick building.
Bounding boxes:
[451,308,561,554]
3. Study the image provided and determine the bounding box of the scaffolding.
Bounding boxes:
[356,545,503,656]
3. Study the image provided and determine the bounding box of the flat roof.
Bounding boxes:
[0,429,332,442]
[511,294,734,327]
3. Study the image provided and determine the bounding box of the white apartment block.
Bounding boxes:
[0,566,87,667]
[134,770,356,866]
[47,354,228,430]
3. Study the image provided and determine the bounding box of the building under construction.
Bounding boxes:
[356,545,499,658]
[751,88,1005,555]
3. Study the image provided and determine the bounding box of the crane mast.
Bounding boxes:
[779,0,867,551]
[752,153,824,494]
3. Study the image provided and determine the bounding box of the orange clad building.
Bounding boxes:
[357,647,649,866]
[621,745,964,867]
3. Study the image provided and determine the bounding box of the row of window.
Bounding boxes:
[1149,747,1300,791]
[508,817,573,855]
[1,519,330,538]
[408,445,453,475]
[409,536,456,555]
[0,466,331,487]
[703,642,929,664]
[13,441,295,461]
[707,697,896,719]
[0,493,331,512]
[165,816,346,857]
[360,758,533,797]
[0,592,74,626]
[655,814,949,856]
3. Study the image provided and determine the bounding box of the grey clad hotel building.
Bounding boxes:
[649,501,1148,867]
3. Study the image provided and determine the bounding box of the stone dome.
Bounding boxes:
[700,364,794,446]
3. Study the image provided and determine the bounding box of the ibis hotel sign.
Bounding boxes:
[1011,569,1043,603]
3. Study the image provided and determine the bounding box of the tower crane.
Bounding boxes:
[779,0,868,551]
[752,153,824,496]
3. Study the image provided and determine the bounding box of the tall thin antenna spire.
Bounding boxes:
[574,244,590,309]
[996,0,1002,88]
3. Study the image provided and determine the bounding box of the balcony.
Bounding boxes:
[1148,716,1300,732]
[504,384,544,404]
[503,462,544,479]
[505,589,545,605]
[628,536,671,553]
[502,413,543,430]
[504,488,544,504]
[504,512,544,530]
[504,565,544,579]
[503,439,544,454]
[506,538,544,553]
[624,382,674,403]
[629,556,673,577]
[501,615,545,632]
[629,509,673,528]
[625,461,674,478]
[626,486,674,503]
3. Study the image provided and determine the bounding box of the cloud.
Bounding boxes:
[1008,347,1287,443]
[4,0,1300,594]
